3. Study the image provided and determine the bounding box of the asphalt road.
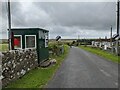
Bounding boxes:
[45,47,118,88]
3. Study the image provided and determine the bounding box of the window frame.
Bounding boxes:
[14,35,22,49]
[25,35,36,49]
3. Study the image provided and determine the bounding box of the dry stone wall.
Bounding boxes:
[1,49,38,87]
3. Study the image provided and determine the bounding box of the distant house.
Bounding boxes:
[92,37,120,55]
[92,39,111,49]
[0,39,8,44]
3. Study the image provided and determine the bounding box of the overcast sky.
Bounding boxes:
[0,0,118,39]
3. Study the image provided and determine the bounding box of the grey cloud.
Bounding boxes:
[1,2,117,39]
[35,2,116,30]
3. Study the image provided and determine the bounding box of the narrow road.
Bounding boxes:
[45,47,118,88]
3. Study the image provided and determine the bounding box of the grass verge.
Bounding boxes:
[5,45,69,88]
[79,45,119,63]
[0,44,8,52]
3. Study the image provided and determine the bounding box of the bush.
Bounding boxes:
[48,42,64,56]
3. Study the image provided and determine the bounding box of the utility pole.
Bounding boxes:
[110,25,113,53]
[78,35,80,40]
[78,35,80,46]
[8,0,12,50]
[110,25,112,47]
[116,0,119,55]
[117,0,119,36]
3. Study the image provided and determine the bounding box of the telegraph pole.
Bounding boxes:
[78,35,80,40]
[110,25,112,47]
[116,0,119,55]
[78,35,80,46]
[8,0,12,50]
[117,0,119,36]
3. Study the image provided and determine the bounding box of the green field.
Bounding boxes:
[5,45,69,88]
[79,46,120,63]
[0,44,9,52]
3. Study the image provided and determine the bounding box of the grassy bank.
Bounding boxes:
[79,46,119,63]
[0,44,8,52]
[5,45,69,88]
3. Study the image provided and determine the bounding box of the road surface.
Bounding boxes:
[45,47,118,88]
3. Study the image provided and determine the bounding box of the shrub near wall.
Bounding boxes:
[49,44,64,56]
[1,49,38,87]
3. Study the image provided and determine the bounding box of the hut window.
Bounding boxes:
[14,35,22,49]
[25,35,36,49]
[39,31,45,39]
[45,32,48,47]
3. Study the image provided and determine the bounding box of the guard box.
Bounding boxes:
[11,28,49,64]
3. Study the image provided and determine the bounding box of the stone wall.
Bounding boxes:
[1,49,38,87]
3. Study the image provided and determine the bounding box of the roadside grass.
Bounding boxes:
[0,44,8,52]
[5,45,69,88]
[79,45,119,63]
